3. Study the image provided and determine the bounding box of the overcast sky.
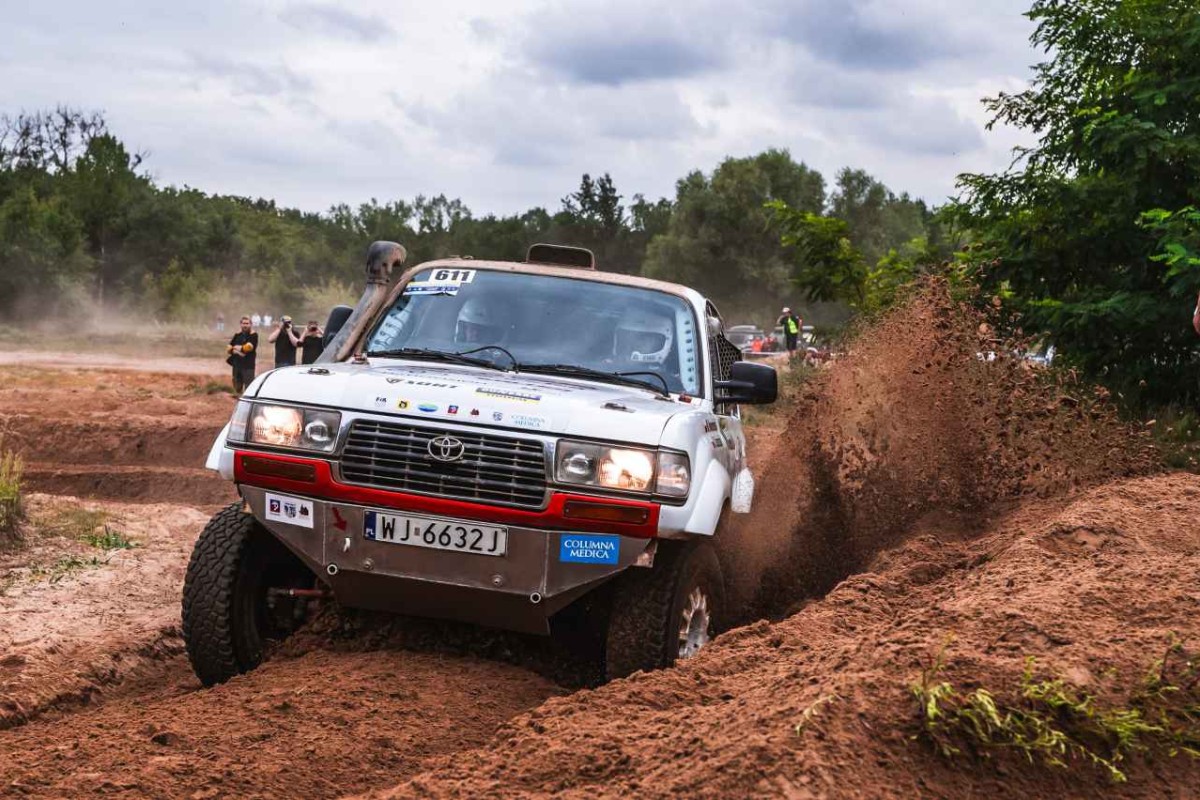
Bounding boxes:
[2,1,1038,216]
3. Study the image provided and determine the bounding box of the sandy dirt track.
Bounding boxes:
[2,285,1199,799]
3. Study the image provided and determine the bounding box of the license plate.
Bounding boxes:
[363,510,507,557]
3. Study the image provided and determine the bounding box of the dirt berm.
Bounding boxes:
[366,283,1200,798]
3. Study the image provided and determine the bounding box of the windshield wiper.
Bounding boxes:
[518,363,671,397]
[363,347,508,372]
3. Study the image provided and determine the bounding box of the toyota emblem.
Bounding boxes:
[427,435,466,462]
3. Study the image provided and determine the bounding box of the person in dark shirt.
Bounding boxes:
[268,315,301,368]
[299,319,326,365]
[226,316,258,394]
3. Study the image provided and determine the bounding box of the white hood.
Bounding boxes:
[253,360,692,445]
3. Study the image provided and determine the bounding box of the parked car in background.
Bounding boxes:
[726,325,764,352]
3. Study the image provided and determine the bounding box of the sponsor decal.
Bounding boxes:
[403,283,460,296]
[492,411,504,422]
[469,408,480,416]
[703,420,719,434]
[476,387,541,403]
[264,492,315,529]
[509,413,549,431]
[418,403,438,413]
[448,405,459,415]
[559,534,620,565]
[397,399,410,410]
[386,377,460,389]
[401,270,475,297]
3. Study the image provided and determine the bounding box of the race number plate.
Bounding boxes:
[363,510,507,557]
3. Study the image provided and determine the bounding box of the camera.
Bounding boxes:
[308,324,318,332]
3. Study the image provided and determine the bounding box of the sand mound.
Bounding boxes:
[369,473,1200,799]
[361,282,1190,798]
[721,279,1157,617]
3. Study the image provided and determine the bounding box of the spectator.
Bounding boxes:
[215,312,225,333]
[776,307,801,352]
[268,315,301,368]
[251,313,262,329]
[299,319,326,365]
[263,314,273,328]
[226,316,258,394]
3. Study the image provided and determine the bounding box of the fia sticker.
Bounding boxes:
[265,492,314,529]
[559,534,620,565]
[373,396,388,409]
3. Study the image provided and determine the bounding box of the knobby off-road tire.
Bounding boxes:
[182,503,307,687]
[605,540,726,681]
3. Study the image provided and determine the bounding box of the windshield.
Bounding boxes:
[365,267,703,395]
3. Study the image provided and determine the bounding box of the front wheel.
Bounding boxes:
[181,503,311,686]
[604,540,725,681]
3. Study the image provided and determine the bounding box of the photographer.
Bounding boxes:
[268,315,301,368]
[226,316,258,394]
[299,319,325,365]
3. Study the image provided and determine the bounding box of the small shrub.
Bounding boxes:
[84,524,136,551]
[0,445,23,541]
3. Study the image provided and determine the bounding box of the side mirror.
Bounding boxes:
[716,361,777,405]
[322,305,354,350]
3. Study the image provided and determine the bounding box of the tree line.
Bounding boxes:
[0,109,936,330]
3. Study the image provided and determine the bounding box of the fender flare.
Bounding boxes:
[205,423,235,480]
[682,459,732,536]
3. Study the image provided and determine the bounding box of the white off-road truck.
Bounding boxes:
[183,242,776,685]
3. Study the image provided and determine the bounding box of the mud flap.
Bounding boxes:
[731,468,754,513]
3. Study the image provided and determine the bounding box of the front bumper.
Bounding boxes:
[240,485,653,635]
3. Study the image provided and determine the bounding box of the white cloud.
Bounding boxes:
[0,0,1038,214]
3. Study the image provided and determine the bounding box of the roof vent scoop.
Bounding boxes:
[526,243,595,269]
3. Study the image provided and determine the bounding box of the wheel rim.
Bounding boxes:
[677,586,711,659]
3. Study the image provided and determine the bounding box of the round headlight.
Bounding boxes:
[304,419,334,446]
[562,452,594,480]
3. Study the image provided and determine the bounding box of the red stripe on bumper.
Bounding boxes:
[233,451,660,537]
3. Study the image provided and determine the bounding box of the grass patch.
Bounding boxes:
[36,506,134,549]
[29,553,108,584]
[83,524,136,550]
[912,640,1200,782]
[0,442,23,543]
[186,379,232,395]
[38,507,112,539]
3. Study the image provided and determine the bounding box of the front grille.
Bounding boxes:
[339,420,549,509]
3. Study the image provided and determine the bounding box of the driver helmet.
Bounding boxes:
[455,298,501,344]
[614,310,673,364]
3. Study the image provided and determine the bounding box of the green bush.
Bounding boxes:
[0,444,23,540]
